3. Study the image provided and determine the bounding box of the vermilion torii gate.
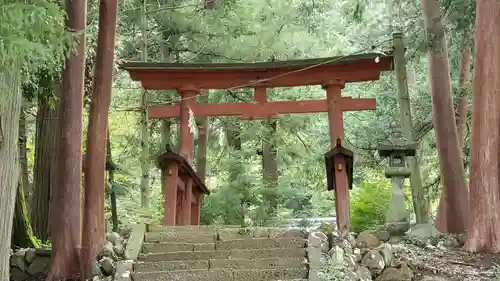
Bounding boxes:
[121,53,393,232]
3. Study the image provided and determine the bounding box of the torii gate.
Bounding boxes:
[121,53,393,232]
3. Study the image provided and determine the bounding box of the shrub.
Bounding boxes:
[350,180,392,233]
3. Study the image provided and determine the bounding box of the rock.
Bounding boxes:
[375,230,390,242]
[35,247,52,257]
[11,249,28,271]
[377,243,392,266]
[100,241,118,261]
[376,261,413,281]
[100,257,115,275]
[91,262,104,278]
[388,236,402,244]
[353,248,362,263]
[425,244,436,250]
[385,222,410,236]
[357,232,380,249]
[27,256,51,275]
[328,245,345,267]
[406,223,440,240]
[106,232,121,245]
[309,232,328,247]
[355,266,373,281]
[442,235,460,248]
[113,242,125,257]
[25,248,37,264]
[10,267,29,280]
[436,241,446,251]
[374,267,401,281]
[347,233,357,247]
[321,241,330,253]
[421,276,449,281]
[344,268,358,280]
[397,261,413,280]
[343,252,357,269]
[114,260,133,281]
[361,249,385,276]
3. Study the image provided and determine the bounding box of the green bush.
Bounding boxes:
[350,180,392,233]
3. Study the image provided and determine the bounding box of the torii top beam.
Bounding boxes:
[120,53,393,90]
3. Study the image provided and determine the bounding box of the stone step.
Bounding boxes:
[143,242,215,253]
[148,224,240,233]
[142,237,306,253]
[131,268,308,281]
[138,248,307,262]
[134,257,306,272]
[145,226,307,241]
[144,231,216,243]
[216,237,307,250]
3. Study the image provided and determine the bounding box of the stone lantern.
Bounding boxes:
[377,140,417,224]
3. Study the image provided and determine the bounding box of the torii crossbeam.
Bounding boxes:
[121,53,394,232]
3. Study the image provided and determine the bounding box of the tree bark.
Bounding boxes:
[465,0,500,253]
[262,119,279,219]
[13,106,38,249]
[19,106,31,204]
[435,37,471,232]
[0,69,22,281]
[455,40,471,149]
[12,170,39,249]
[196,93,209,183]
[420,0,470,233]
[46,0,87,279]
[106,130,119,232]
[81,0,118,279]
[139,0,150,210]
[32,87,60,243]
[224,120,245,225]
[160,118,171,195]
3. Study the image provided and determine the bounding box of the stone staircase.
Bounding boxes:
[132,225,309,281]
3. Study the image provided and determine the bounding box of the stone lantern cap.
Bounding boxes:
[377,141,418,158]
[378,140,417,178]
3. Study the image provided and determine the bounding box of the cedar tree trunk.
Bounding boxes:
[0,69,22,281]
[421,0,470,233]
[435,38,472,232]
[465,0,500,253]
[46,0,87,279]
[32,88,60,242]
[81,0,118,279]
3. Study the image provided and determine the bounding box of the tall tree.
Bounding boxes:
[139,0,151,210]
[465,0,500,253]
[196,93,209,183]
[46,0,87,279]
[262,119,279,219]
[12,107,39,249]
[32,84,61,242]
[435,35,472,232]
[0,68,22,281]
[455,38,472,149]
[81,0,119,279]
[420,0,470,233]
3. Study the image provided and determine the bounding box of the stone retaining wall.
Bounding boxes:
[9,225,146,281]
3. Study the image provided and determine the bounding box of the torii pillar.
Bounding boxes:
[163,85,203,226]
[323,80,350,233]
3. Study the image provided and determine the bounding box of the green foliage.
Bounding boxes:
[0,1,73,72]
[16,0,474,231]
[350,179,392,233]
